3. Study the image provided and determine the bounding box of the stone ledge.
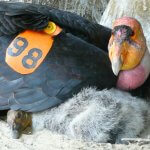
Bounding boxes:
[0,120,150,150]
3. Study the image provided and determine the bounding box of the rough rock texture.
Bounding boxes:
[37,0,109,22]
[0,120,150,150]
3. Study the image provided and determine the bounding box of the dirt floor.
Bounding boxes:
[0,120,150,150]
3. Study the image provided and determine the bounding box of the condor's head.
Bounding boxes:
[108,17,147,76]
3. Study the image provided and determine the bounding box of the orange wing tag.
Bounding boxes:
[5,30,53,74]
[5,22,62,74]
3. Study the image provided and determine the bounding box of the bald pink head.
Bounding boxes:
[113,17,142,32]
[109,17,147,77]
[108,16,149,90]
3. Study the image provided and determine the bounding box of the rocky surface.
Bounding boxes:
[37,0,109,22]
[0,120,150,150]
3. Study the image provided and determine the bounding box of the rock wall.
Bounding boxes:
[0,121,150,150]
[37,0,109,22]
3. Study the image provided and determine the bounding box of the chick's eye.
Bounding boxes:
[111,29,115,35]
[17,112,22,119]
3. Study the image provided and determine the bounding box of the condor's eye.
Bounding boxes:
[127,28,134,37]
[130,30,134,37]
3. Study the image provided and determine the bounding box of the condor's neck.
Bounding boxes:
[116,49,150,91]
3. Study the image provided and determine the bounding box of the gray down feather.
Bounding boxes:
[32,88,150,143]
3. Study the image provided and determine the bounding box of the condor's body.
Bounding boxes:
[0,2,117,112]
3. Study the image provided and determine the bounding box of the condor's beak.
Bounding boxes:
[111,57,122,76]
[109,42,123,76]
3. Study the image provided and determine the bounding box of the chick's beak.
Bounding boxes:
[109,42,123,76]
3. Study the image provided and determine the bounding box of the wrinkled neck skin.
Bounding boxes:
[117,48,150,91]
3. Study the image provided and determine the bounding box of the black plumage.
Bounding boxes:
[0,2,117,112]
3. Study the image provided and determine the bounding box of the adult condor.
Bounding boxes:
[0,2,116,138]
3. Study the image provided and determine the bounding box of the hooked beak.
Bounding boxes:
[11,129,20,139]
[111,57,122,76]
[109,42,123,76]
[10,123,21,139]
